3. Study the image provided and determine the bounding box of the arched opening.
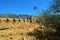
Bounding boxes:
[27,18,29,22]
[29,16,32,23]
[23,19,25,22]
[13,18,16,22]
[6,18,9,22]
[0,19,1,23]
[19,19,20,22]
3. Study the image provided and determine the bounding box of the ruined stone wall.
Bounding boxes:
[0,17,39,40]
[0,18,30,23]
[0,16,37,23]
[29,16,38,23]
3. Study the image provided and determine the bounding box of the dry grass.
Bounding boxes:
[0,21,38,40]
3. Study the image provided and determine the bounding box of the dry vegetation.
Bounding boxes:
[0,18,39,40]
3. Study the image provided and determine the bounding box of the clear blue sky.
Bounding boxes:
[0,0,52,15]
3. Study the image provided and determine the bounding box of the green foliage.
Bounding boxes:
[49,0,60,13]
[32,0,60,40]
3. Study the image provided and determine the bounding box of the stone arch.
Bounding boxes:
[27,18,29,22]
[13,18,16,22]
[18,19,20,22]
[29,16,32,23]
[0,19,1,23]
[6,18,9,22]
[23,19,25,22]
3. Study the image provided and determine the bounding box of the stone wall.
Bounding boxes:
[0,18,30,23]
[0,17,39,40]
[0,16,37,23]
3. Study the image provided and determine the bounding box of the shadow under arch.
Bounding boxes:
[13,18,16,22]
[18,19,20,22]
[6,18,9,22]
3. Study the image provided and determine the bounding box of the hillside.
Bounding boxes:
[0,14,30,19]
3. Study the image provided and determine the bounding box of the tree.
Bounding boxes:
[33,6,56,40]
[49,0,60,13]
[48,0,60,37]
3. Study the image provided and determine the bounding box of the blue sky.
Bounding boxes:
[0,0,52,15]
